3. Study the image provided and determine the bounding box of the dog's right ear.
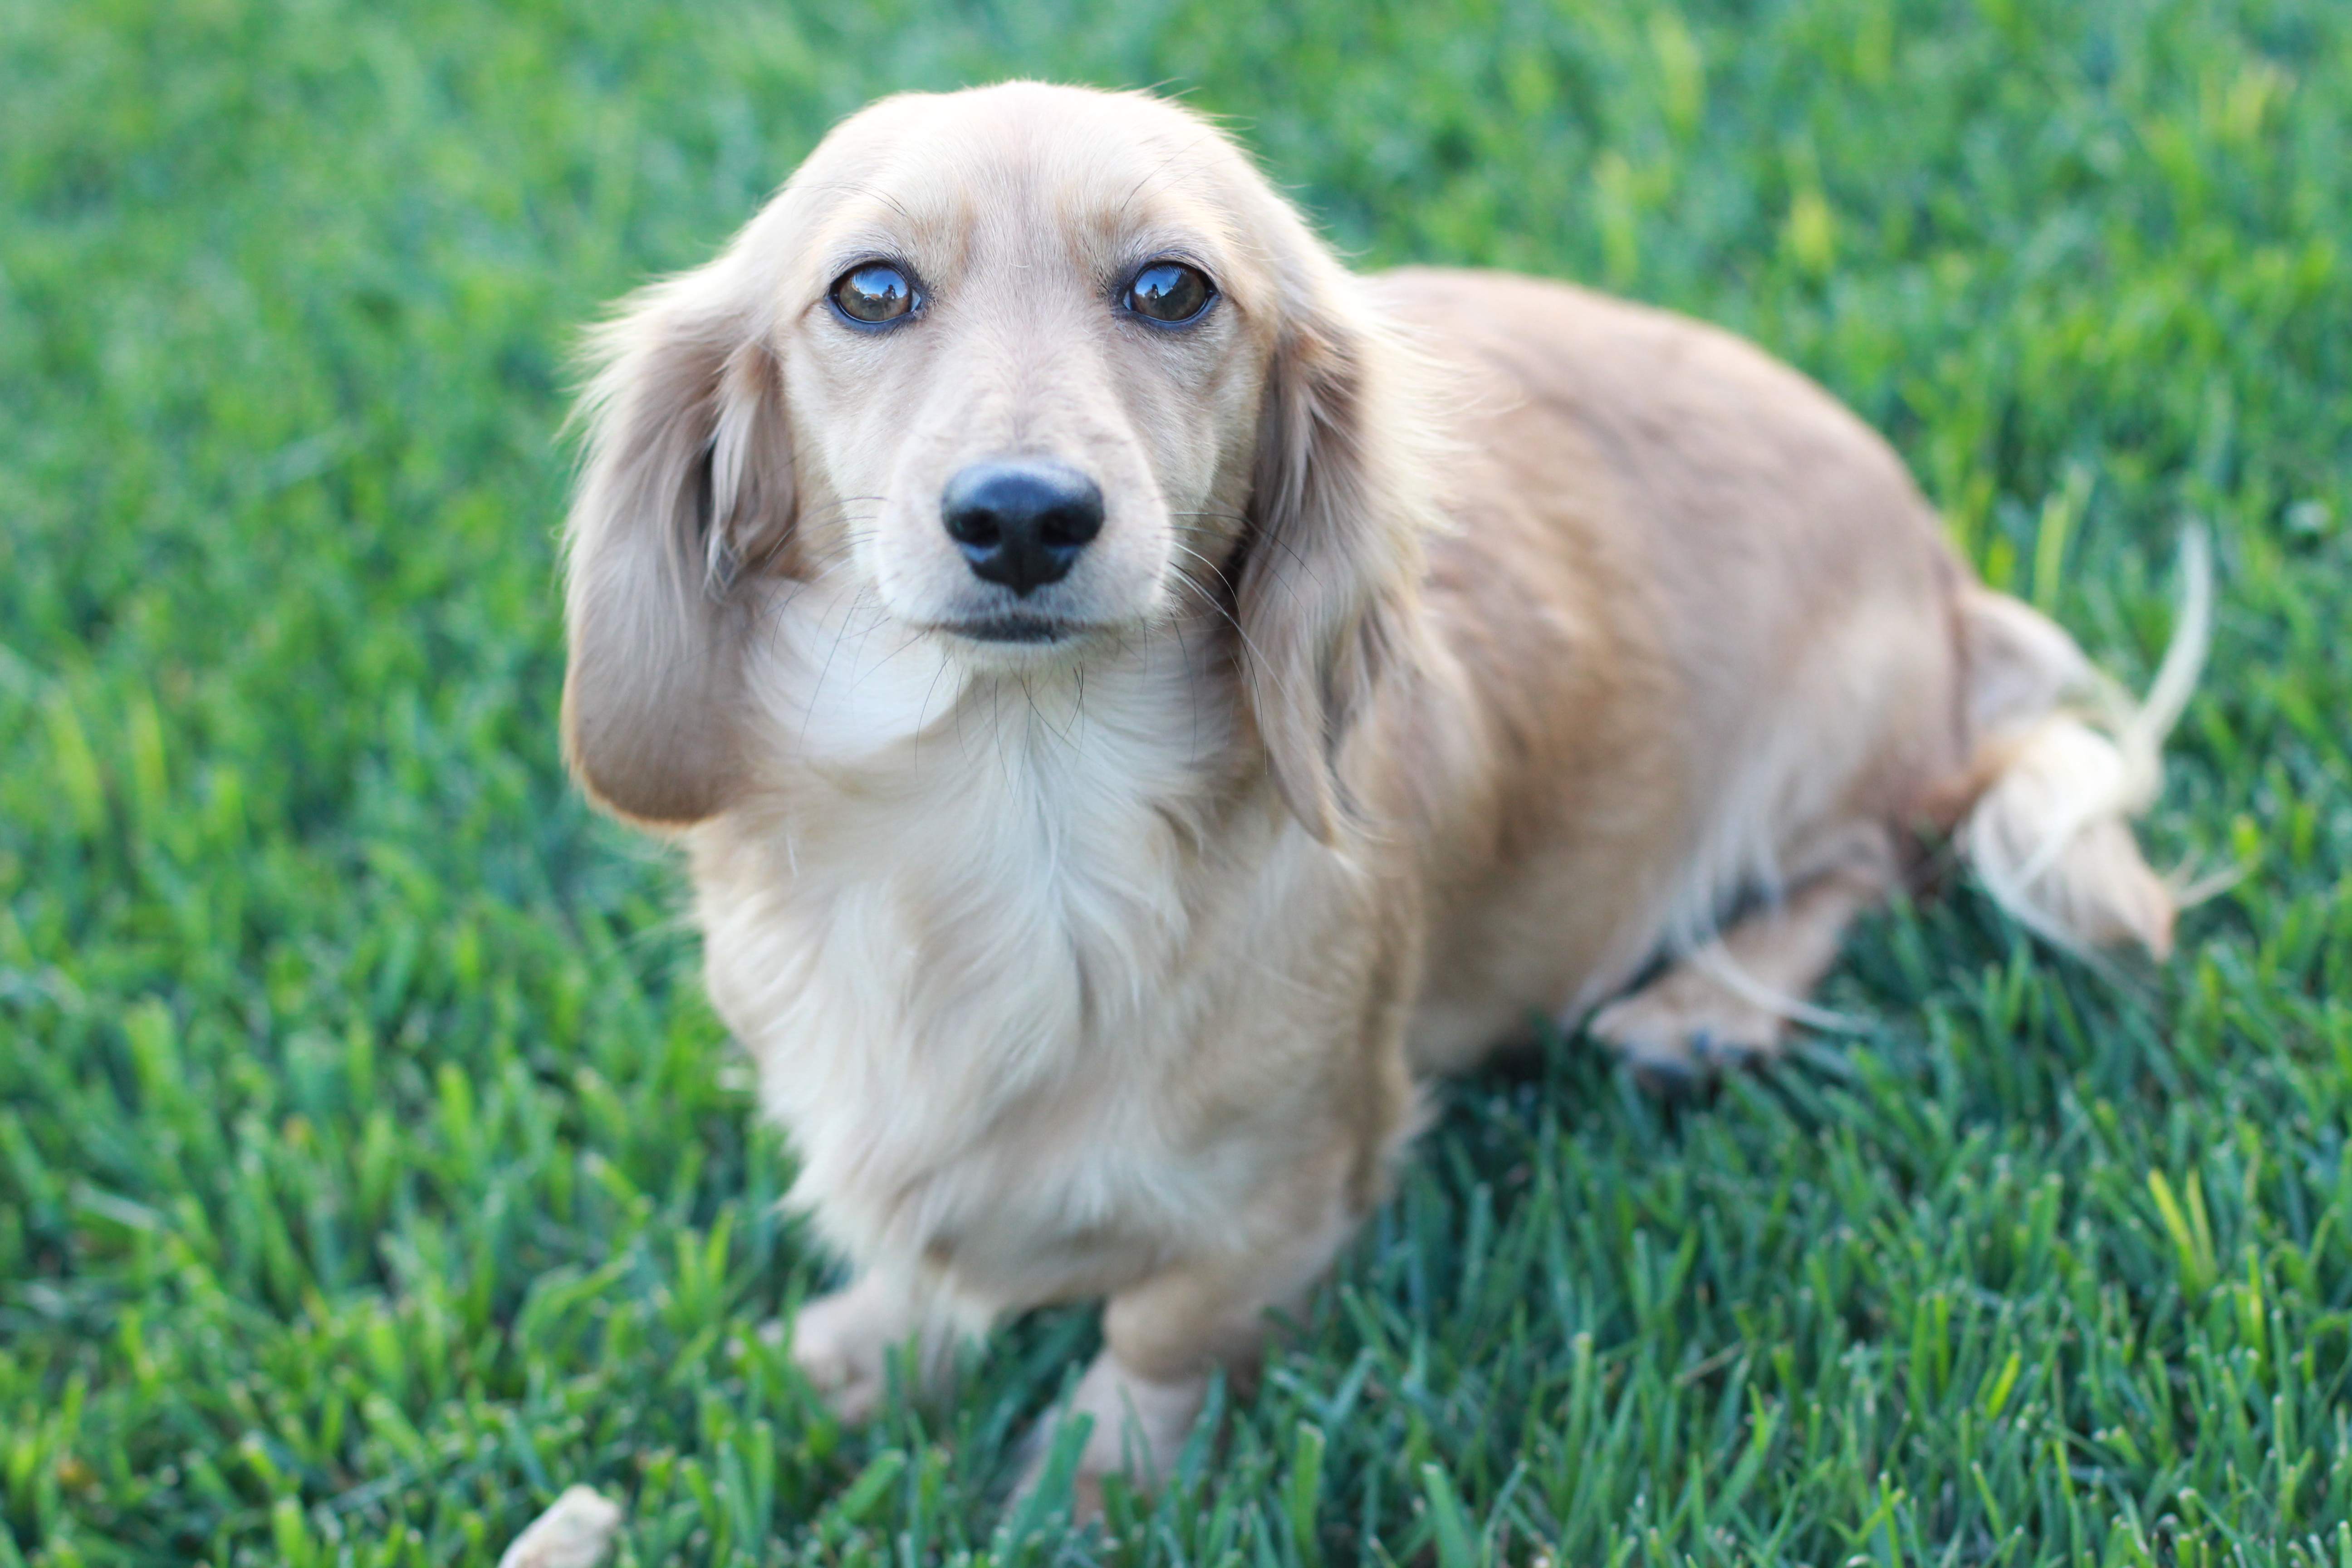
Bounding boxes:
[561,243,793,825]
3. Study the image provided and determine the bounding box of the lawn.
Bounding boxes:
[3,0,2349,1562]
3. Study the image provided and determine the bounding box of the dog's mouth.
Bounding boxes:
[937,612,1088,646]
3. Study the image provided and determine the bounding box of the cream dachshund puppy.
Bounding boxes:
[560,82,2203,1504]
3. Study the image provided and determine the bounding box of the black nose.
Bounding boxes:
[940,460,1105,597]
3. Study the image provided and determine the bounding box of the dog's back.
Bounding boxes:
[1375,269,1965,1068]
[1372,268,2191,1079]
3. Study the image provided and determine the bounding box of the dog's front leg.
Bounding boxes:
[774,1268,957,1423]
[1019,1188,1360,1519]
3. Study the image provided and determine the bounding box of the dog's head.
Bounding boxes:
[561,83,1434,838]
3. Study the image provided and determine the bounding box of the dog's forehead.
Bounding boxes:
[794,85,1255,274]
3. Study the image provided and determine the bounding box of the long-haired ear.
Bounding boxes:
[561,240,793,825]
[1237,257,1438,844]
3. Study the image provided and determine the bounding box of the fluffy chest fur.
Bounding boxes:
[689,590,1291,1317]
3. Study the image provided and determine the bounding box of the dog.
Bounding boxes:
[558,81,2204,1506]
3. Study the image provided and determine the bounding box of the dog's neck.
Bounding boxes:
[689,586,1277,1235]
[720,581,1256,1014]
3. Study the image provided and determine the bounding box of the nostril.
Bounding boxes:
[942,504,1001,549]
[1036,490,1105,549]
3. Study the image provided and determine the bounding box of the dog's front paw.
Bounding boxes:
[776,1278,941,1424]
[782,1288,893,1423]
[1010,1352,1205,1524]
[1587,975,1787,1091]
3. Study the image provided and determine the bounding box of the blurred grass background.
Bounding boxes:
[3,0,2348,1562]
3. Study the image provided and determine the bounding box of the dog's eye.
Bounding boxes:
[831,264,916,325]
[1125,261,1213,325]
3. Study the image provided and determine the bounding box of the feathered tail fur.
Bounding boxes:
[1956,534,2213,957]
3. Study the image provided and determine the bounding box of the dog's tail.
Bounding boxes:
[1954,534,2212,958]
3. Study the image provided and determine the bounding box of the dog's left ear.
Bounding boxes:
[1237,250,1438,844]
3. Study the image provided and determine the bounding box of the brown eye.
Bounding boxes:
[831,263,915,325]
[1125,261,1213,324]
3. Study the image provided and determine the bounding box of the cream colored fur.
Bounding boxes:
[1956,534,2212,956]
[557,82,2200,1508]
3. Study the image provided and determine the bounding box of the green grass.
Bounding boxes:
[3,0,2348,1561]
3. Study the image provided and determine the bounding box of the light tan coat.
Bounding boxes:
[559,83,2193,1505]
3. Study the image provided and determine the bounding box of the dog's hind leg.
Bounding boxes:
[1586,822,1896,1087]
